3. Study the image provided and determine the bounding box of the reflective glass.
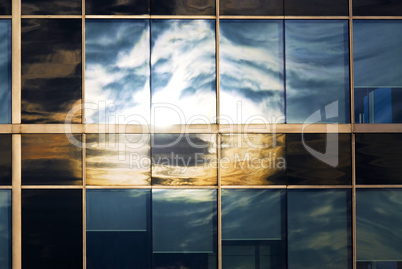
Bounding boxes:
[86,0,149,15]
[22,189,82,269]
[87,190,151,269]
[22,0,81,15]
[0,20,11,124]
[357,190,402,267]
[151,134,217,186]
[353,0,402,16]
[22,134,82,185]
[219,20,284,124]
[221,189,286,269]
[0,1,11,14]
[21,19,82,124]
[285,0,348,15]
[286,133,351,185]
[285,20,350,123]
[356,134,402,184]
[219,0,282,15]
[151,0,214,15]
[86,134,150,186]
[288,189,352,269]
[0,135,11,185]
[151,20,216,125]
[0,190,11,269]
[85,20,150,124]
[220,134,286,185]
[152,189,217,269]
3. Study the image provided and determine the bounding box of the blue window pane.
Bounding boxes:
[219,20,284,124]
[151,20,216,125]
[85,20,150,124]
[285,20,350,123]
[0,190,11,269]
[0,20,11,124]
[288,189,352,269]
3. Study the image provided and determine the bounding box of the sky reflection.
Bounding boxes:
[0,20,11,124]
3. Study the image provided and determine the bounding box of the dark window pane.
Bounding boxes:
[22,134,82,185]
[285,20,350,123]
[220,134,286,185]
[22,0,81,14]
[87,190,151,269]
[285,0,348,15]
[219,0,282,15]
[219,20,284,124]
[0,1,11,14]
[151,134,217,186]
[0,135,11,185]
[151,0,214,15]
[288,189,352,269]
[286,133,351,185]
[222,189,286,269]
[22,189,82,269]
[86,0,148,15]
[152,189,217,269]
[0,20,11,124]
[21,19,82,124]
[356,134,402,184]
[0,190,11,269]
[353,0,402,16]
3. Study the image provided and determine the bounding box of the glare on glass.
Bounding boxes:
[0,190,11,269]
[0,20,11,124]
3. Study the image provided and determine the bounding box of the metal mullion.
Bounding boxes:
[287,185,353,189]
[151,185,218,189]
[353,16,402,19]
[21,185,84,189]
[0,15,12,18]
[86,185,152,189]
[21,15,82,19]
[12,134,21,269]
[150,15,216,19]
[85,15,151,19]
[221,185,287,189]
[355,185,402,189]
[284,16,349,20]
[219,15,285,19]
[217,134,222,269]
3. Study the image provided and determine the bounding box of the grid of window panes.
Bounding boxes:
[0,0,401,268]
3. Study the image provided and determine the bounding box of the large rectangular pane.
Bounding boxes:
[151,0,214,15]
[219,0,282,15]
[22,0,81,14]
[152,189,217,269]
[151,20,216,125]
[0,20,11,124]
[85,20,150,124]
[288,189,352,269]
[219,20,284,124]
[285,20,350,123]
[87,190,151,269]
[221,134,286,185]
[222,189,286,269]
[21,19,82,124]
[86,0,148,15]
[353,0,402,16]
[0,135,11,185]
[0,190,11,269]
[22,189,82,269]
[285,0,348,15]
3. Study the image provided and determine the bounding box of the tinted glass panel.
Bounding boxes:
[288,189,352,269]
[219,20,284,124]
[86,0,148,15]
[285,0,348,15]
[21,19,82,124]
[0,20,11,124]
[0,190,11,269]
[87,190,151,269]
[221,134,286,185]
[0,135,11,185]
[151,0,214,15]
[0,1,11,14]
[286,133,351,185]
[285,20,350,123]
[152,134,217,186]
[221,189,286,269]
[353,0,402,16]
[22,0,81,14]
[22,134,82,185]
[220,0,282,15]
[151,20,216,125]
[85,20,150,124]
[152,189,217,269]
[356,134,402,184]
[22,189,82,269]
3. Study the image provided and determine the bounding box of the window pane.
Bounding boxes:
[0,20,11,124]
[0,190,11,269]
[219,20,284,124]
[219,0,283,15]
[151,20,216,125]
[85,20,150,124]
[356,134,402,184]
[353,0,402,16]
[0,1,11,15]
[151,134,217,186]
[222,189,286,269]
[22,189,82,269]
[152,189,217,269]
[87,190,151,269]
[285,0,348,15]
[86,0,149,15]
[220,134,286,185]
[21,19,82,124]
[288,189,352,269]
[150,0,214,15]
[22,0,81,14]
[285,20,350,123]
[0,135,11,185]
[22,134,82,185]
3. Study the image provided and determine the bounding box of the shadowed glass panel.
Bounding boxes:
[353,0,402,16]
[151,20,216,125]
[219,0,282,15]
[286,133,351,185]
[221,134,286,185]
[22,0,81,14]
[151,0,214,15]
[285,0,348,15]
[285,20,350,123]
[222,189,286,269]
[86,0,149,15]
[219,20,284,124]
[0,20,11,124]
[356,134,402,184]
[22,189,82,269]
[21,19,82,124]
[0,1,11,14]
[0,190,11,269]
[151,134,217,186]
[288,189,352,269]
[87,190,151,269]
[357,190,402,267]
[85,20,150,124]
[152,189,217,269]
[86,134,150,186]
[0,135,11,185]
[22,134,82,185]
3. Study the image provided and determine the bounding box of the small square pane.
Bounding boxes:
[0,20,11,124]
[86,0,149,15]
[353,0,402,16]
[151,0,214,15]
[0,1,11,14]
[285,0,348,15]
[0,190,11,269]
[22,0,81,15]
[0,135,11,185]
[219,0,283,15]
